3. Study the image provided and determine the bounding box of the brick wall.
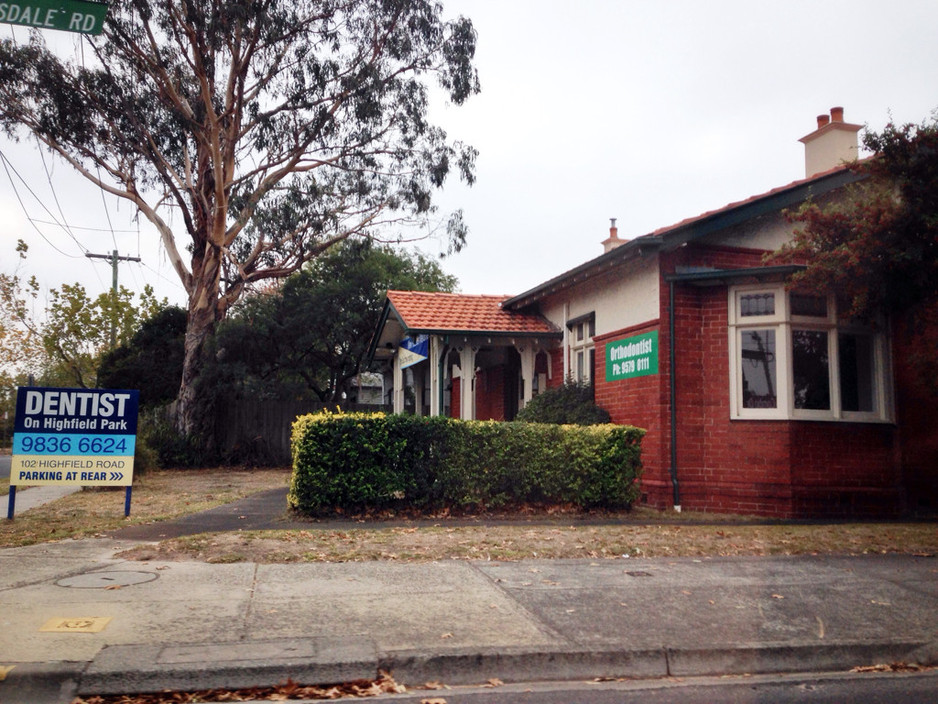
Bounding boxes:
[591,244,904,518]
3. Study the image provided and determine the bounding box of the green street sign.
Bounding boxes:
[606,330,659,381]
[0,0,108,35]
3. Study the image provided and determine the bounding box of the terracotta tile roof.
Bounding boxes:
[387,291,560,335]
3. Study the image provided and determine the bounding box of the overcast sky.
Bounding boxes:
[2,0,937,309]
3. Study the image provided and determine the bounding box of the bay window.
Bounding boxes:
[728,285,892,422]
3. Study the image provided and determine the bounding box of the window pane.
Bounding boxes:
[741,329,777,408]
[576,350,584,380]
[792,329,830,410]
[791,294,828,317]
[576,324,584,342]
[740,293,775,317]
[839,333,876,412]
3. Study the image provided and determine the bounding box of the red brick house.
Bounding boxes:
[370,108,937,518]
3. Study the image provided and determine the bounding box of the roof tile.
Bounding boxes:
[387,291,559,335]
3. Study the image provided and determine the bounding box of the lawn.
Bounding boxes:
[119,518,938,564]
[3,467,936,561]
[0,467,291,547]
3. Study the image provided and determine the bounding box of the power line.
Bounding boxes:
[0,150,83,259]
[29,219,139,233]
[36,138,87,252]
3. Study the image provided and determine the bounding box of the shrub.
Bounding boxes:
[137,407,214,468]
[288,410,644,514]
[515,380,611,425]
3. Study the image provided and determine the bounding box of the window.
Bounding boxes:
[729,285,892,422]
[567,314,595,384]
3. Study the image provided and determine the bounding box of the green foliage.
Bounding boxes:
[0,1,479,438]
[2,240,168,389]
[98,307,187,408]
[515,380,611,425]
[136,407,214,469]
[289,412,644,514]
[214,240,458,403]
[774,117,938,321]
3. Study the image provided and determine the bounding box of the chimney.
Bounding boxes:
[798,106,862,178]
[602,217,625,253]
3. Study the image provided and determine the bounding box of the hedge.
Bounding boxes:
[288,411,644,514]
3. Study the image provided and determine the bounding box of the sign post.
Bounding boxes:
[8,387,140,519]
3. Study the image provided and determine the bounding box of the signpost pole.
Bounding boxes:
[6,486,15,520]
[124,486,132,517]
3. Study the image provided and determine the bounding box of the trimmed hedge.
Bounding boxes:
[288,411,644,514]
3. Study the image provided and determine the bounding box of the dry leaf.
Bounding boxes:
[487,678,504,687]
[0,665,15,681]
[771,594,784,599]
[440,632,454,639]
[421,699,448,704]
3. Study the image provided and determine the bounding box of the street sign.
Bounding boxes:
[11,387,139,487]
[0,1,108,35]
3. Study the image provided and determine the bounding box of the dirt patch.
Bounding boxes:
[118,520,938,564]
[0,467,291,548]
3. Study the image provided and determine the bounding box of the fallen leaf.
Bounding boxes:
[105,585,122,591]
[421,698,448,704]
[487,678,505,687]
[771,594,784,599]
[0,665,15,681]
[441,632,454,639]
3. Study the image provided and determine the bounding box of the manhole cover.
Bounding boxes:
[56,571,158,589]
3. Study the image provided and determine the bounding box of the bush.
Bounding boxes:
[137,407,214,468]
[515,380,611,425]
[288,410,644,514]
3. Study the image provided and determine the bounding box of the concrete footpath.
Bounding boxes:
[1,495,937,703]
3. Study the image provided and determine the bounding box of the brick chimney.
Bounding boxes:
[798,106,862,178]
[602,217,625,253]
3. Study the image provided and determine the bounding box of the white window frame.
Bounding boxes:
[568,316,595,384]
[728,284,893,423]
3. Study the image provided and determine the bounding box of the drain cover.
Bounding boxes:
[56,571,158,589]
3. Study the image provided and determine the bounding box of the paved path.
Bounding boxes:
[2,482,937,703]
[107,487,296,539]
[3,484,81,518]
[1,542,937,703]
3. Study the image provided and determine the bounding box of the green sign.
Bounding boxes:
[0,0,108,35]
[606,330,659,381]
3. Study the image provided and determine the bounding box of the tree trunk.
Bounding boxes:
[173,246,223,447]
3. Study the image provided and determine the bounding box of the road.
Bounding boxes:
[0,453,10,481]
[361,671,938,704]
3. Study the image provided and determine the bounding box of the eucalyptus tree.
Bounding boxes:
[0,1,479,441]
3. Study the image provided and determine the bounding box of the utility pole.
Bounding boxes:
[85,250,142,348]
